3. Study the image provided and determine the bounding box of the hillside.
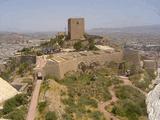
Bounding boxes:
[36,63,149,120]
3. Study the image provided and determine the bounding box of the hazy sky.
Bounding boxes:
[0,0,160,32]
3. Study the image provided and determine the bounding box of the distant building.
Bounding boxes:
[68,18,85,40]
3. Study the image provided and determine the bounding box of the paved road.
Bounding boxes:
[26,56,46,120]
[26,80,42,120]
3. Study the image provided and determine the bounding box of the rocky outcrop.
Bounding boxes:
[146,68,160,120]
[146,83,160,120]
[0,77,18,105]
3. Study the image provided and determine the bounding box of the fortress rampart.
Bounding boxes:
[41,50,123,79]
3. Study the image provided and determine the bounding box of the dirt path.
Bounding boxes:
[26,80,42,120]
[98,76,147,120]
[98,85,119,120]
[119,76,147,96]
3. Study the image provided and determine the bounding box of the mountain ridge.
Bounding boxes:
[88,24,160,34]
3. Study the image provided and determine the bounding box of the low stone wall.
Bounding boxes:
[20,55,36,64]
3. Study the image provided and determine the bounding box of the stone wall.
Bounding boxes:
[20,55,36,64]
[43,51,123,79]
[43,60,61,78]
[16,55,36,64]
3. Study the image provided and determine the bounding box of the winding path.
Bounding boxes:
[98,85,119,120]
[98,76,147,120]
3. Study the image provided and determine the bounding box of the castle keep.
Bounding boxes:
[68,18,85,40]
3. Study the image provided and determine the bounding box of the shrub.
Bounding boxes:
[112,99,142,120]
[113,85,147,119]
[89,111,105,120]
[78,96,98,108]
[88,39,98,51]
[74,41,83,51]
[3,94,28,114]
[38,101,47,112]
[62,114,73,120]
[115,85,145,102]
[4,109,25,120]
[45,111,57,120]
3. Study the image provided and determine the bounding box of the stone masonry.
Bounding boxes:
[68,18,85,40]
[41,50,123,79]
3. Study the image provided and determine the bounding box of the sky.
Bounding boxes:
[0,0,160,32]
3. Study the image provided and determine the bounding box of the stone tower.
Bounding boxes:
[68,18,85,40]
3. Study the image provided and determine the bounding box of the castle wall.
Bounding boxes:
[58,58,78,78]
[16,55,36,64]
[78,51,123,65]
[43,51,123,79]
[43,60,61,79]
[20,55,36,64]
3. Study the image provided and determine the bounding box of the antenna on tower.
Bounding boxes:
[64,24,67,35]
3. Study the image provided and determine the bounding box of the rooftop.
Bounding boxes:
[48,50,115,63]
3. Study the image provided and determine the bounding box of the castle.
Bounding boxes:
[34,18,123,79]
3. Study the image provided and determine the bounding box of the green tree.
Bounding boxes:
[88,39,97,50]
[5,109,25,120]
[3,94,27,114]
[74,41,83,51]
[38,101,47,113]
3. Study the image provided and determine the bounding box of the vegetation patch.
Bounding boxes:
[1,94,28,120]
[59,68,122,120]
[3,94,28,114]
[38,101,47,113]
[112,85,147,120]
[129,69,156,91]
[45,111,58,120]
[4,106,27,120]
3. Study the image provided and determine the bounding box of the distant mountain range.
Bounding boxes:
[0,25,160,45]
[88,25,160,35]
[88,25,160,45]
[0,32,56,42]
